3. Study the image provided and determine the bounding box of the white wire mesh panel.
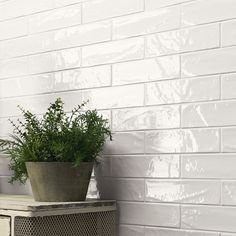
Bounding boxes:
[14,211,116,236]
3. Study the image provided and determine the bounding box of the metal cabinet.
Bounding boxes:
[0,195,116,236]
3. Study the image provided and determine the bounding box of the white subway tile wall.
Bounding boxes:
[0,0,236,235]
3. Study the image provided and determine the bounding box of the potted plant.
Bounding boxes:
[0,98,112,202]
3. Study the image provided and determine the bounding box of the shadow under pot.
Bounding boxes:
[26,162,94,202]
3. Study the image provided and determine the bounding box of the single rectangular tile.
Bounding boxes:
[222,20,236,47]
[182,0,236,26]
[145,180,220,204]
[28,47,81,75]
[146,24,219,57]
[0,0,54,21]
[98,178,145,201]
[29,4,82,34]
[222,73,236,99]
[0,17,27,40]
[113,5,180,39]
[59,65,111,89]
[222,181,236,206]
[104,132,145,154]
[54,21,111,49]
[182,154,236,179]
[145,227,219,236]
[221,234,236,236]
[182,129,219,153]
[145,130,182,153]
[54,0,83,7]
[145,129,219,154]
[82,0,144,23]
[113,55,179,85]
[0,91,82,118]
[111,155,180,178]
[112,105,180,131]
[0,65,110,99]
[182,205,236,232]
[0,31,55,59]
[146,76,219,105]
[119,202,180,227]
[82,37,144,66]
[222,128,236,152]
[0,57,28,79]
[81,84,144,109]
[182,101,236,128]
[119,225,144,236]
[145,0,192,10]
[182,47,236,78]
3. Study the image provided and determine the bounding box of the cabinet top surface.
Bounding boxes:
[0,194,116,213]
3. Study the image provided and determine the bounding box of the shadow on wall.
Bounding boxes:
[94,159,120,235]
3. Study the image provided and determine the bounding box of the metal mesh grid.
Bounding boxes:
[14,211,116,236]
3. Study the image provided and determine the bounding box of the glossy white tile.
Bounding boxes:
[0,17,27,41]
[145,129,219,154]
[81,84,144,109]
[82,37,144,66]
[82,0,144,23]
[182,0,236,26]
[145,76,219,105]
[0,0,54,21]
[145,0,192,10]
[111,155,179,178]
[0,92,83,118]
[222,181,236,206]
[57,65,111,90]
[145,130,182,153]
[104,132,145,154]
[221,234,236,236]
[54,21,111,49]
[0,57,28,79]
[182,154,236,179]
[146,24,219,57]
[119,225,144,236]
[0,65,110,99]
[182,47,236,78]
[113,55,179,85]
[29,4,82,34]
[119,202,180,227]
[182,205,236,232]
[28,47,81,75]
[112,105,180,131]
[222,73,236,99]
[0,31,55,59]
[145,227,219,236]
[182,101,236,128]
[54,0,83,7]
[222,128,236,152]
[145,180,220,204]
[221,20,236,47]
[113,6,180,39]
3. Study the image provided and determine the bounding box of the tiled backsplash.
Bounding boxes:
[0,0,236,235]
